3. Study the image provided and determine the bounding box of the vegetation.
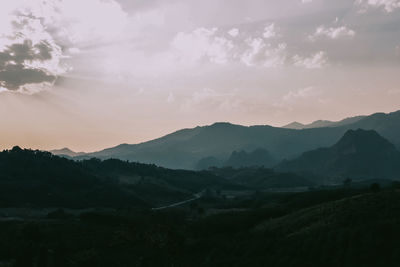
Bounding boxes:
[0,147,234,208]
[209,167,315,189]
[2,138,400,266]
[1,186,400,266]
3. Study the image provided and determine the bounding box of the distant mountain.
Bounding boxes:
[51,147,86,157]
[79,122,349,169]
[283,116,365,129]
[225,148,277,169]
[345,111,400,148]
[276,129,400,181]
[77,110,400,170]
[195,156,223,170]
[196,148,277,170]
[283,122,305,129]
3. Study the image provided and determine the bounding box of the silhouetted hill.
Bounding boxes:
[78,110,400,170]
[276,129,400,181]
[0,147,235,208]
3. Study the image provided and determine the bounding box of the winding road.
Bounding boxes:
[151,190,205,210]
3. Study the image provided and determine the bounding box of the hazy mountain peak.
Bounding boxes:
[283,115,365,129]
[308,120,335,128]
[276,128,400,180]
[282,122,305,129]
[53,147,73,153]
[334,129,396,154]
[50,147,85,157]
[226,148,277,168]
[210,122,237,128]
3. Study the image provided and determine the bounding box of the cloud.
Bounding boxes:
[171,25,287,68]
[263,23,277,39]
[293,51,328,69]
[240,38,266,66]
[387,88,400,95]
[0,66,55,91]
[356,0,400,12]
[0,12,64,92]
[274,86,326,110]
[0,0,127,93]
[182,88,244,112]
[167,92,175,103]
[182,88,220,111]
[228,28,240,37]
[282,86,319,102]
[171,27,234,65]
[41,0,128,45]
[171,23,348,70]
[310,25,355,40]
[301,0,313,3]
[240,38,287,67]
[0,40,58,91]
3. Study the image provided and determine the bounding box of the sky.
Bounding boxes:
[0,0,400,152]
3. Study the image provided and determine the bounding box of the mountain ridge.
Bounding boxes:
[282,115,366,129]
[59,110,400,170]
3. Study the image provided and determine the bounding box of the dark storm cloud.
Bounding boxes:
[0,39,56,90]
[0,65,55,90]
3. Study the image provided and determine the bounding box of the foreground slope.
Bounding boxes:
[2,187,400,267]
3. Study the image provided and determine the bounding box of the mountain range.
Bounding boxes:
[7,128,399,211]
[52,110,400,170]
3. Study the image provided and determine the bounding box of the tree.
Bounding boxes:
[370,183,381,193]
[343,178,352,187]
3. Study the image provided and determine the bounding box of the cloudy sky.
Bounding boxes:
[0,0,400,151]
